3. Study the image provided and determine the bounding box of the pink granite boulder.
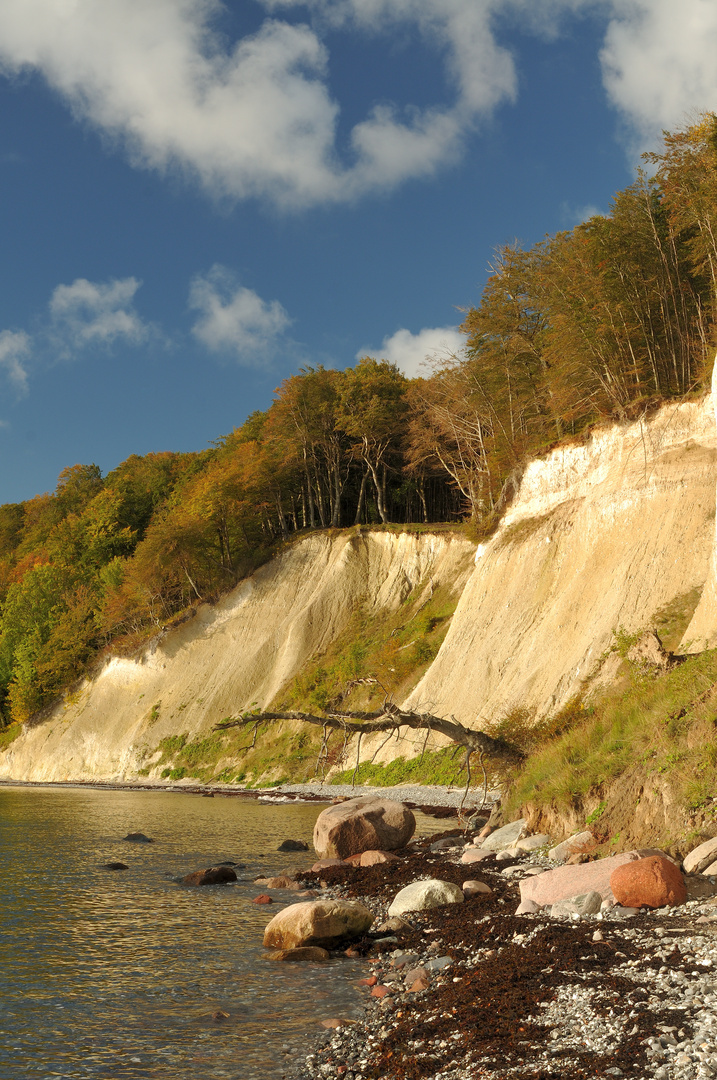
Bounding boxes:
[313,796,415,859]
[519,849,671,907]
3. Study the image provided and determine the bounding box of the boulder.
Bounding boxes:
[359,850,400,867]
[102,862,128,871]
[550,890,603,917]
[257,876,303,890]
[461,848,495,865]
[278,839,309,851]
[519,849,671,907]
[182,866,238,886]
[515,834,551,853]
[310,859,346,872]
[479,819,527,851]
[610,856,687,909]
[548,831,595,862]
[683,837,717,874]
[387,878,464,916]
[267,947,330,962]
[515,898,542,915]
[376,916,413,934]
[313,796,415,859]
[462,880,492,898]
[124,832,152,843]
[263,899,373,950]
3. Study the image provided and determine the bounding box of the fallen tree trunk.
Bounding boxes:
[213,701,523,764]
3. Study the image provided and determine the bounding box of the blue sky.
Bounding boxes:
[1,0,716,504]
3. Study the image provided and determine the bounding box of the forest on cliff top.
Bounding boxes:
[0,116,716,729]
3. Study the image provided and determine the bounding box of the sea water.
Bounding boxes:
[0,785,375,1080]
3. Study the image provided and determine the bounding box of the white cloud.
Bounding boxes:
[189,265,292,364]
[49,277,149,351]
[0,329,31,393]
[597,0,717,149]
[0,0,517,207]
[560,201,606,226]
[360,325,465,379]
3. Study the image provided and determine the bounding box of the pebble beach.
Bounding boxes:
[263,809,717,1080]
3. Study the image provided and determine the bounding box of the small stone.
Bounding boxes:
[182,866,238,886]
[102,862,129,871]
[550,890,602,917]
[371,985,391,998]
[480,819,527,851]
[548,831,594,862]
[514,834,551,852]
[495,850,514,862]
[253,894,273,904]
[278,839,310,851]
[462,880,492,898]
[515,899,542,915]
[461,848,496,865]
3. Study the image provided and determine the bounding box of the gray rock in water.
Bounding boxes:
[278,839,309,851]
[102,862,128,871]
[123,832,153,844]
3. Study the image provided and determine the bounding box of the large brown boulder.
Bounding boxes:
[313,796,415,859]
[610,856,686,909]
[263,899,374,950]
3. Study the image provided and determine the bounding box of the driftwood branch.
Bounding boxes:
[214,703,524,764]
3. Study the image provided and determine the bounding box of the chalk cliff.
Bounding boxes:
[3,388,717,784]
[0,530,474,782]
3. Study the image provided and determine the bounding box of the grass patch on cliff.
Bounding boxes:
[273,582,459,714]
[502,646,717,821]
[147,722,322,785]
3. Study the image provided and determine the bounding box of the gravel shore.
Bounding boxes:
[271,828,717,1080]
[268,782,501,809]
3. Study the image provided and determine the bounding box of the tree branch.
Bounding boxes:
[214,705,524,764]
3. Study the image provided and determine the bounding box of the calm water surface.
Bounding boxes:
[0,786,379,1080]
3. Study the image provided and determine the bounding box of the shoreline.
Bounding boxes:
[0,776,494,812]
[277,825,717,1080]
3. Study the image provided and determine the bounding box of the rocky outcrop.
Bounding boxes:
[313,797,415,859]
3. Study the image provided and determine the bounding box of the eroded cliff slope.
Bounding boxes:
[0,531,474,782]
[405,395,717,728]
